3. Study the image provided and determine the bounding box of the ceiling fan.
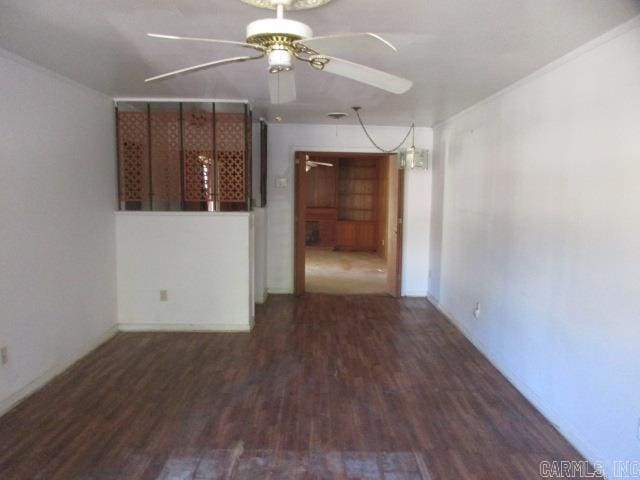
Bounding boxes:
[145,0,413,104]
[306,159,333,172]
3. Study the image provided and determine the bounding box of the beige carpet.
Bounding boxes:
[305,248,388,295]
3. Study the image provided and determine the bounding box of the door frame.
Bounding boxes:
[294,151,404,297]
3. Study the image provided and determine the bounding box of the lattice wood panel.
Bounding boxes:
[150,111,181,204]
[183,111,214,202]
[118,111,149,202]
[217,151,246,202]
[216,113,246,203]
[216,113,245,150]
[117,106,250,209]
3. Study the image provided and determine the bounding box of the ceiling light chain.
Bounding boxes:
[352,107,413,154]
[352,107,429,169]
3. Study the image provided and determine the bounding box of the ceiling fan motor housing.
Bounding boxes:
[246,18,313,51]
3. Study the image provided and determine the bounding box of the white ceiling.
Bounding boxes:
[1,0,638,126]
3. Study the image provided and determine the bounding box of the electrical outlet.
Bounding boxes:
[160,290,168,302]
[473,302,481,319]
[1,346,8,366]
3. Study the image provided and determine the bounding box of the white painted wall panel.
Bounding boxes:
[253,208,268,304]
[116,212,252,331]
[0,49,117,413]
[430,19,640,478]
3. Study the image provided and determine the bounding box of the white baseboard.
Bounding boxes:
[402,290,428,297]
[425,294,605,478]
[256,289,269,304]
[117,322,252,333]
[0,325,118,417]
[267,287,293,295]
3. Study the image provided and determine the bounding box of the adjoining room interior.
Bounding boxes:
[1,0,639,478]
[302,153,402,295]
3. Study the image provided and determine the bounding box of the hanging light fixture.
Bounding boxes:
[396,124,429,169]
[352,107,428,169]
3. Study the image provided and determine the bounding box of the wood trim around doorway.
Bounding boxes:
[294,151,307,296]
[293,151,405,297]
[392,171,404,298]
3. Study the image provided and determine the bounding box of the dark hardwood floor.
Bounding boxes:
[0,295,595,479]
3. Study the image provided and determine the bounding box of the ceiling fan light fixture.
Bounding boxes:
[268,49,293,73]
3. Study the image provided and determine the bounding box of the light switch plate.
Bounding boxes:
[275,177,288,188]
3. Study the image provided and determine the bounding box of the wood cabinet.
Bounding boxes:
[306,208,338,248]
[336,221,377,251]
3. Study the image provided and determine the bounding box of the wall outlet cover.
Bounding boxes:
[1,346,8,365]
[160,290,168,302]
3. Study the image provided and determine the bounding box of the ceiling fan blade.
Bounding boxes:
[145,55,262,83]
[295,33,397,55]
[313,55,412,94]
[269,69,296,104]
[148,33,265,52]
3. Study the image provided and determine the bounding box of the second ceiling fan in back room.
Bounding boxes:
[145,0,413,104]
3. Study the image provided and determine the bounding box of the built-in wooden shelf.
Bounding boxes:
[304,155,386,252]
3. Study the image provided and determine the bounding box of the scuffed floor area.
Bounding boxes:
[305,248,387,295]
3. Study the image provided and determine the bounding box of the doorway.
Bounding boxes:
[294,152,404,296]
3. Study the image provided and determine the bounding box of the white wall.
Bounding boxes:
[253,208,268,304]
[0,49,117,413]
[430,18,640,478]
[267,123,433,295]
[116,212,253,331]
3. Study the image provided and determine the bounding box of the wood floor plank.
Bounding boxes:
[0,294,597,479]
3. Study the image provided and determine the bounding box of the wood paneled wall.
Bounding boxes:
[306,158,338,208]
[305,156,338,248]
